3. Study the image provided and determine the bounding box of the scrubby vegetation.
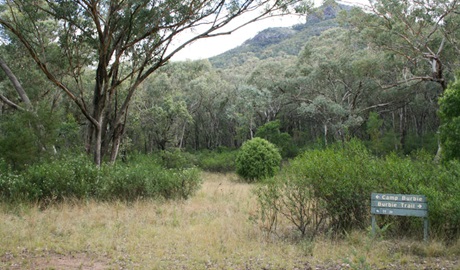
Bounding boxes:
[194,148,237,173]
[0,154,202,203]
[255,140,460,240]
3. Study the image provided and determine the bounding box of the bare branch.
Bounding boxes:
[0,93,24,111]
[0,57,32,109]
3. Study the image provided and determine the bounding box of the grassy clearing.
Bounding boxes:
[0,172,459,269]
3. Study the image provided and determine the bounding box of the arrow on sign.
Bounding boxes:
[375,195,380,199]
[418,204,423,209]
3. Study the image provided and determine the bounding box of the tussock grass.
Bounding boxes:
[0,172,458,269]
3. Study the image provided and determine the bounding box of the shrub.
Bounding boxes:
[236,138,281,182]
[0,154,202,203]
[439,78,460,161]
[254,172,325,239]
[98,160,202,201]
[195,149,237,173]
[159,148,197,169]
[254,140,460,240]
[289,140,377,232]
[255,120,298,158]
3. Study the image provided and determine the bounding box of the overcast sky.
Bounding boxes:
[171,14,305,61]
[171,0,369,61]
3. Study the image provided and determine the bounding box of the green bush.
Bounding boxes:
[0,154,99,202]
[254,172,324,239]
[0,154,202,203]
[236,138,281,182]
[289,140,377,232]
[255,120,298,158]
[439,78,460,161]
[195,149,237,172]
[254,140,460,239]
[159,148,197,169]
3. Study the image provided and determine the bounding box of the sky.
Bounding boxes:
[171,0,369,61]
[171,14,305,61]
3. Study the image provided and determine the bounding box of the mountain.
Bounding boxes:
[209,3,353,69]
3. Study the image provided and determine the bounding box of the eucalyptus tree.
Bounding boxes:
[129,72,193,152]
[185,67,232,149]
[0,0,310,165]
[295,27,387,144]
[247,58,297,123]
[346,0,460,91]
[128,59,234,151]
[343,0,460,153]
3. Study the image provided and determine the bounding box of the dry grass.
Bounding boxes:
[0,172,459,269]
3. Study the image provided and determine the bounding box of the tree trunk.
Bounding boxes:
[399,106,407,151]
[94,123,103,166]
[324,123,328,146]
[0,57,32,109]
[110,128,122,164]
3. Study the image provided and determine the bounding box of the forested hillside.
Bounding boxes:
[210,3,348,68]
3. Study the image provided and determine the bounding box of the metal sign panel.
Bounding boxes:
[371,193,428,217]
[371,201,428,210]
[371,207,428,217]
[372,193,426,203]
[371,193,429,241]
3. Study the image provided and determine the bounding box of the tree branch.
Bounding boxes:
[0,57,32,109]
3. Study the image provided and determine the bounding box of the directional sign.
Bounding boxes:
[371,193,429,241]
[371,193,428,217]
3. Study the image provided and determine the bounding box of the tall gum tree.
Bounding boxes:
[0,0,310,165]
[344,0,460,155]
[346,0,460,91]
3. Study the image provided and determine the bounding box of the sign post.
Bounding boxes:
[371,193,428,241]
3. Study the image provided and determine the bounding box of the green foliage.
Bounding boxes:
[255,120,298,158]
[195,148,237,173]
[0,154,202,203]
[0,111,40,170]
[255,140,460,239]
[0,107,81,171]
[236,138,281,182]
[0,155,100,202]
[289,140,376,232]
[99,156,201,201]
[439,79,460,161]
[159,148,197,169]
[366,112,384,154]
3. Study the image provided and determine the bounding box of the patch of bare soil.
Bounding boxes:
[1,250,110,270]
[2,251,458,269]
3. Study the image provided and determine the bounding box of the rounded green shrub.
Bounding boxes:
[236,138,281,182]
